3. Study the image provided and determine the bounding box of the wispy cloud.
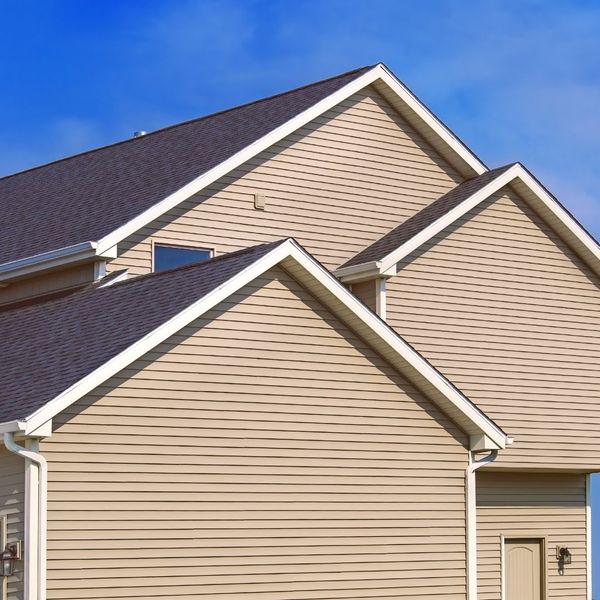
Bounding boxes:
[0,0,597,235]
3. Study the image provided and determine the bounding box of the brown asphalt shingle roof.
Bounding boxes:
[0,240,284,424]
[341,164,516,268]
[0,66,373,266]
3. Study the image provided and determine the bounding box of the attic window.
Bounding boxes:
[153,243,212,272]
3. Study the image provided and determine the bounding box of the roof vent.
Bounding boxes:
[133,131,147,138]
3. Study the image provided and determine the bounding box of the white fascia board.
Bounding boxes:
[0,241,118,283]
[21,241,296,434]
[376,64,487,176]
[19,237,505,448]
[515,168,600,272]
[378,164,521,273]
[283,244,506,450]
[334,261,381,283]
[0,420,26,434]
[95,63,488,256]
[372,163,600,276]
[94,67,383,255]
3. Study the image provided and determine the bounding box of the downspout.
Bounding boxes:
[375,277,387,320]
[4,433,47,600]
[466,449,497,600]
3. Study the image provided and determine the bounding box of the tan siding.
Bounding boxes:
[109,86,462,276]
[43,267,469,599]
[477,472,587,599]
[387,186,600,469]
[0,447,25,599]
[350,279,377,313]
[0,263,95,306]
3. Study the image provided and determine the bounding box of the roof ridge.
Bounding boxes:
[0,65,375,183]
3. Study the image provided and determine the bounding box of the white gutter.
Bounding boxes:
[466,449,498,600]
[0,241,117,284]
[4,433,47,600]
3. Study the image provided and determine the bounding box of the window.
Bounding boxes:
[153,243,212,272]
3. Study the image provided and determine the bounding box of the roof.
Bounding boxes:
[341,164,516,268]
[0,63,488,280]
[0,241,282,424]
[0,66,372,266]
[0,239,506,450]
[336,162,600,281]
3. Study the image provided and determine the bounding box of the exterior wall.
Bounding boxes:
[108,86,463,276]
[0,446,25,599]
[350,279,377,313]
[477,471,587,599]
[386,185,600,470]
[42,266,470,599]
[0,263,96,306]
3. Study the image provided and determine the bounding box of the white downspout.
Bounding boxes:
[466,449,497,600]
[4,433,47,600]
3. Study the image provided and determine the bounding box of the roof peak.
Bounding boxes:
[0,65,376,183]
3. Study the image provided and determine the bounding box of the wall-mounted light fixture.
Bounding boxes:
[0,542,21,577]
[556,545,572,575]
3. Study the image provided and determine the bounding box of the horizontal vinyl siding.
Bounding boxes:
[108,86,462,275]
[477,472,587,599]
[0,263,95,306]
[387,186,600,469]
[0,447,24,599]
[350,279,377,313]
[43,266,469,599]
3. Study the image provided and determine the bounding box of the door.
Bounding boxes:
[505,538,544,600]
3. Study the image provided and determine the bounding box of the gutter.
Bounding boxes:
[3,433,47,600]
[0,241,117,284]
[466,449,498,600]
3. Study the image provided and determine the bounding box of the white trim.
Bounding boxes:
[3,434,47,600]
[93,261,107,281]
[466,450,498,600]
[586,473,592,600]
[93,64,486,256]
[375,277,386,319]
[0,64,486,280]
[500,534,506,600]
[0,242,117,283]
[376,64,486,175]
[0,242,96,282]
[16,238,505,448]
[335,261,381,283]
[343,163,600,279]
[97,270,129,288]
[23,439,39,600]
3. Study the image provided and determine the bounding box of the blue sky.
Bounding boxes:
[2,0,600,591]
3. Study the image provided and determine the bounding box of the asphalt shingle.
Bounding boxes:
[0,240,284,424]
[0,66,373,266]
[341,164,516,268]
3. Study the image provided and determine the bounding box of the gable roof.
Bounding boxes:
[0,63,487,281]
[0,239,506,450]
[336,162,600,282]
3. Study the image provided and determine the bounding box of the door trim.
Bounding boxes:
[501,534,547,600]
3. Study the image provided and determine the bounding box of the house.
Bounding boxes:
[0,63,597,600]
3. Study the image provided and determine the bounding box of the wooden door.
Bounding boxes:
[505,538,543,600]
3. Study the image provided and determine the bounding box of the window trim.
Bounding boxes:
[151,240,214,273]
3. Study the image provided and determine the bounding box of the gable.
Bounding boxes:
[386,184,600,469]
[108,86,464,275]
[42,266,470,599]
